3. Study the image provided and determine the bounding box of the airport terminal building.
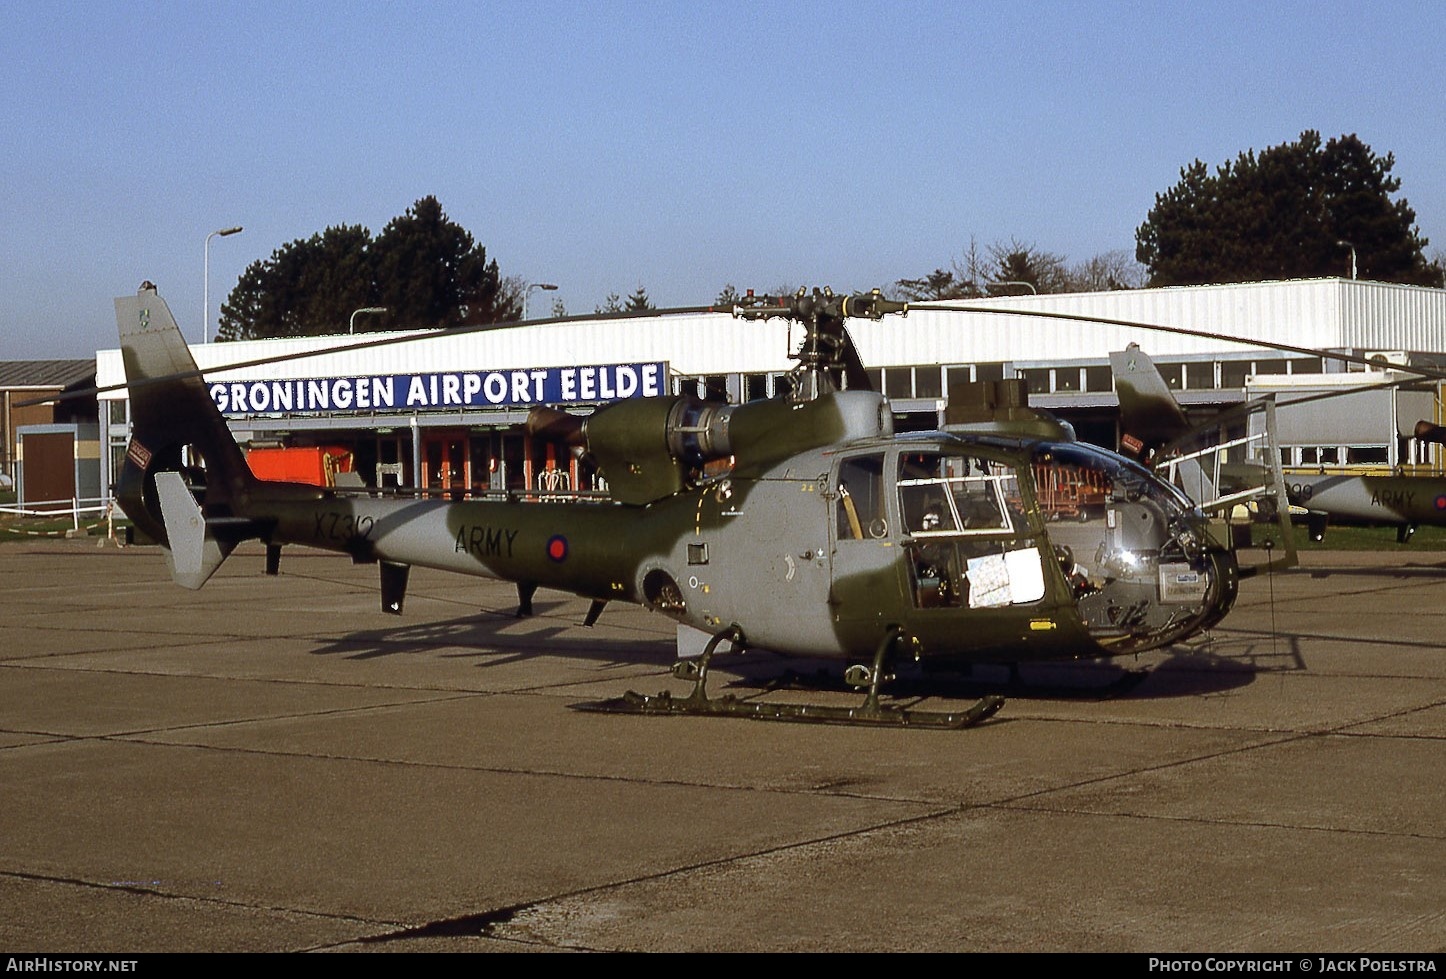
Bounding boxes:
[90,278,1446,506]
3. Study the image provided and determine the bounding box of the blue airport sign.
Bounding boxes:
[210,362,669,415]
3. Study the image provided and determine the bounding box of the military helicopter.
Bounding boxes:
[1111,341,1446,546]
[112,283,1242,729]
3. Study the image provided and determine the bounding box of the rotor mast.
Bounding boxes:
[731,287,907,402]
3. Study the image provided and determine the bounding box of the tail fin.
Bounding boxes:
[1109,343,1219,502]
[1108,343,1192,460]
[114,283,257,587]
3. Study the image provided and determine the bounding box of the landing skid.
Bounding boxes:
[768,663,1147,701]
[570,625,1006,730]
[572,688,1005,729]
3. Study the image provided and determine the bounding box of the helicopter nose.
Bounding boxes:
[1197,543,1240,632]
[1062,503,1241,657]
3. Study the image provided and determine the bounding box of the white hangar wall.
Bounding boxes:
[850,278,1446,368]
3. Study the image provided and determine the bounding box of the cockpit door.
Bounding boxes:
[893,446,1087,660]
[828,452,908,629]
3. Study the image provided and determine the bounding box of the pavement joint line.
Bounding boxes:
[1332,698,1446,734]
[64,732,962,804]
[1237,578,1446,603]
[0,660,678,703]
[1003,724,1391,797]
[984,724,1446,834]
[984,708,1442,737]
[1232,588,1446,606]
[985,800,1446,843]
[0,868,406,933]
[0,641,236,663]
[3,692,498,741]
[1210,626,1446,653]
[0,734,75,749]
[984,728,1307,805]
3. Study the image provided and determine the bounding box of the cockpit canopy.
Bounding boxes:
[831,436,1230,655]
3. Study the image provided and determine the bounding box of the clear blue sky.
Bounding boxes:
[3,0,1443,359]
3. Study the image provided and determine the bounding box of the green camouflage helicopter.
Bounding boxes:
[113,284,1242,729]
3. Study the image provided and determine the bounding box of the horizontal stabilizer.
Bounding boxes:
[154,471,233,589]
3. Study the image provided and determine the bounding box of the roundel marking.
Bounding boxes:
[1434,495,1446,512]
[546,534,569,562]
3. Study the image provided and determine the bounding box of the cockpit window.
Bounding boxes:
[836,453,888,540]
[898,451,1018,536]
[896,450,1037,611]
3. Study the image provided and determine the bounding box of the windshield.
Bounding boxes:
[1028,440,1227,651]
[1031,441,1197,519]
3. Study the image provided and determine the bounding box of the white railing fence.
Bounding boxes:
[0,497,113,536]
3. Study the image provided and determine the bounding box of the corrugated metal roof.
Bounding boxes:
[0,359,95,389]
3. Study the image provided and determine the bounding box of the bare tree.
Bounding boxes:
[1065,250,1146,291]
[894,237,1144,303]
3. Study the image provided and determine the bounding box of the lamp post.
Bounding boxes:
[204,226,244,342]
[524,282,559,320]
[988,280,1037,295]
[349,307,388,334]
[1336,240,1357,280]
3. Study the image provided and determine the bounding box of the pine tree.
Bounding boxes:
[1136,132,1442,287]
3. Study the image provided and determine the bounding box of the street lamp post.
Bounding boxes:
[1336,240,1357,280]
[987,280,1037,295]
[204,226,244,342]
[524,282,559,320]
[349,307,388,334]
